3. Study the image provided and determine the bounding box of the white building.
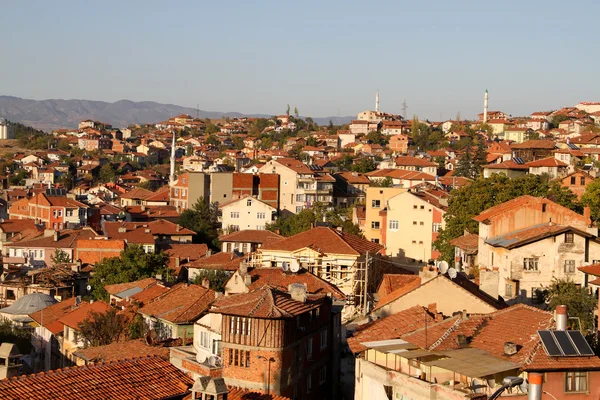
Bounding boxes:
[219,196,277,231]
[0,118,14,140]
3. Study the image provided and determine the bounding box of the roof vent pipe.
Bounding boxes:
[556,305,568,331]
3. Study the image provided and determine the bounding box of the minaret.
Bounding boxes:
[169,130,176,186]
[375,90,380,113]
[483,89,489,123]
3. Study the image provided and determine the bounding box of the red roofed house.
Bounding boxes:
[474,196,600,304]
[253,226,384,313]
[138,283,215,340]
[219,229,283,254]
[8,193,89,230]
[355,303,600,400]
[561,170,595,200]
[525,157,569,179]
[192,285,339,399]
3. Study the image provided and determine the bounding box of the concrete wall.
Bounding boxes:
[210,172,234,206]
[364,187,406,244]
[221,198,275,231]
[374,276,499,318]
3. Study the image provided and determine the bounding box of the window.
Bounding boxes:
[229,349,251,368]
[257,212,266,219]
[371,200,381,208]
[319,366,327,384]
[230,212,239,219]
[226,243,232,252]
[419,221,424,226]
[565,371,587,392]
[565,233,574,243]
[523,258,539,271]
[413,205,417,209]
[371,238,379,244]
[542,203,547,212]
[320,329,327,349]
[505,283,513,298]
[581,176,586,185]
[413,221,417,225]
[307,338,313,359]
[389,220,399,230]
[296,206,304,213]
[564,260,576,274]
[307,373,312,393]
[182,189,186,197]
[571,176,576,185]
[174,188,179,196]
[371,221,380,229]
[420,205,424,210]
[433,223,442,232]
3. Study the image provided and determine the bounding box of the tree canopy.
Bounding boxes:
[434,174,581,263]
[178,197,220,249]
[544,279,596,332]
[580,178,600,223]
[78,308,129,347]
[267,203,362,237]
[89,245,169,300]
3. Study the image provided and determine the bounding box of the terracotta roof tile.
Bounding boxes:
[347,306,435,353]
[525,157,568,168]
[246,268,346,300]
[138,283,215,324]
[374,276,422,310]
[449,233,479,253]
[186,252,244,272]
[211,285,324,319]
[57,301,112,330]
[578,263,600,277]
[73,339,169,363]
[260,227,383,256]
[0,356,193,399]
[105,278,161,296]
[394,156,437,167]
[227,388,291,400]
[376,273,417,297]
[29,297,77,333]
[218,230,283,244]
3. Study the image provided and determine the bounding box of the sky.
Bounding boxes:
[2,0,599,120]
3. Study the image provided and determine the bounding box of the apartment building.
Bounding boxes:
[363,187,406,244]
[220,196,277,231]
[259,158,334,214]
[8,193,89,230]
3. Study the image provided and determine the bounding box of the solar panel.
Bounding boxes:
[513,157,525,164]
[568,331,595,356]
[554,331,578,356]
[538,330,562,356]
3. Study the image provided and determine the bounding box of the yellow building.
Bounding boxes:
[363,187,406,244]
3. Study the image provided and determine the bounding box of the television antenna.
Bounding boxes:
[448,268,458,279]
[437,260,449,274]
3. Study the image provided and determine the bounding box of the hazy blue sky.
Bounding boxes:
[2,1,598,120]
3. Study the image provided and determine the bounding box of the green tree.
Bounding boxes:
[51,249,71,264]
[351,158,376,173]
[294,107,299,119]
[0,318,31,353]
[267,204,362,238]
[59,171,75,190]
[544,279,596,332]
[205,123,220,135]
[98,163,116,183]
[56,139,72,151]
[178,198,220,249]
[434,174,581,263]
[306,136,318,147]
[286,104,290,116]
[89,245,169,300]
[371,176,393,187]
[454,146,475,179]
[128,314,148,340]
[78,308,128,347]
[366,131,384,145]
[186,143,194,156]
[191,270,231,292]
[231,136,245,150]
[550,114,570,129]
[580,178,600,223]
[205,135,220,146]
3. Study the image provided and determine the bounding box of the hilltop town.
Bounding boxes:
[0,93,599,399]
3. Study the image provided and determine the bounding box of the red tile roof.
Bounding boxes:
[578,263,600,277]
[211,285,324,318]
[374,276,422,310]
[394,156,437,167]
[260,227,384,256]
[11,228,98,249]
[29,297,78,333]
[525,157,568,168]
[218,229,283,244]
[227,388,291,400]
[347,305,435,353]
[73,339,169,363]
[139,283,215,324]
[449,233,479,253]
[0,356,193,399]
[186,252,244,272]
[510,140,556,149]
[105,278,161,296]
[485,223,595,249]
[246,268,345,300]
[376,273,417,297]
[57,300,112,330]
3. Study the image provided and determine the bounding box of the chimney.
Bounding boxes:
[176,224,180,232]
[53,231,59,242]
[584,206,592,225]
[175,257,180,268]
[244,274,252,286]
[556,305,568,331]
[455,334,468,347]
[528,372,543,400]
[207,249,212,257]
[239,261,248,276]
[288,283,308,303]
[201,278,210,289]
[504,342,518,356]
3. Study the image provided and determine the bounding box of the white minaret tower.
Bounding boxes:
[375,90,380,113]
[169,130,176,186]
[483,89,489,123]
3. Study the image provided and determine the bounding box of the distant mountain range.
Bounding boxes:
[0,95,354,132]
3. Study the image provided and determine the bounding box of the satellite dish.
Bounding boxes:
[438,261,449,274]
[290,259,300,273]
[282,262,290,272]
[86,285,92,292]
[145,329,158,345]
[519,380,529,394]
[448,268,458,279]
[208,356,217,367]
